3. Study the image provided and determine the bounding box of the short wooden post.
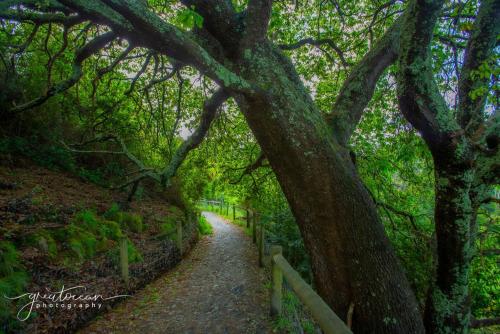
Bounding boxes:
[176,220,183,256]
[246,209,250,228]
[258,222,265,267]
[232,205,235,220]
[252,212,257,244]
[119,238,129,288]
[270,245,283,317]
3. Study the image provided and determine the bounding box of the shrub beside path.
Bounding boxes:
[80,212,272,334]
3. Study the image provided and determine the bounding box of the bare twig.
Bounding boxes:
[279,37,350,67]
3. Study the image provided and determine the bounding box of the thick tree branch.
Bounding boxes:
[0,0,81,24]
[471,104,499,189]
[458,0,500,135]
[180,0,240,51]
[0,9,83,26]
[4,0,258,100]
[54,0,257,96]
[159,89,230,186]
[326,17,402,146]
[0,0,67,11]
[396,0,462,153]
[243,0,273,47]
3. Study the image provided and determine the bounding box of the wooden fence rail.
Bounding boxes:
[271,246,352,334]
[199,199,352,334]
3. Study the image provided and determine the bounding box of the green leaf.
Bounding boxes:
[177,7,203,29]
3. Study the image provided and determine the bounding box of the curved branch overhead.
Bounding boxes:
[64,88,229,189]
[327,16,403,146]
[9,30,116,113]
[458,0,500,133]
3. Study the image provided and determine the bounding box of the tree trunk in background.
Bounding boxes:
[424,159,476,333]
[235,43,425,333]
[395,0,500,330]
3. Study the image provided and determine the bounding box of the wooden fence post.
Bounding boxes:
[270,245,283,317]
[252,212,257,244]
[232,205,235,220]
[176,220,183,256]
[259,222,265,267]
[246,209,250,228]
[119,237,129,288]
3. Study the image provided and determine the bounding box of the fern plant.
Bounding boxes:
[0,241,30,332]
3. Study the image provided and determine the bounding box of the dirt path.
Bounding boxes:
[80,212,272,334]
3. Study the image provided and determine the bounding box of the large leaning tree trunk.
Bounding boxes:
[397,0,499,333]
[0,1,428,332]
[236,52,424,332]
[231,7,424,332]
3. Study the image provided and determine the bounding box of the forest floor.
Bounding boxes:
[0,164,178,227]
[79,211,273,334]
